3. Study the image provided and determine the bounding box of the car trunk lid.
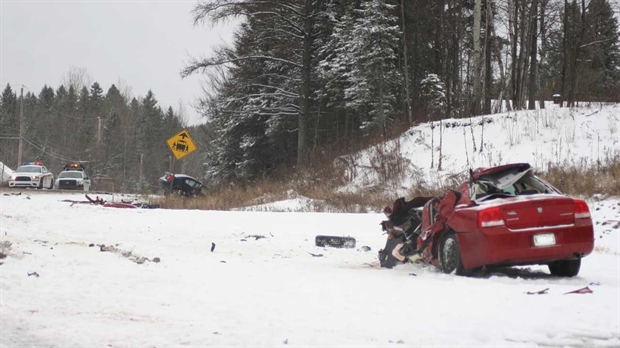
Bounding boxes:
[498,196,575,229]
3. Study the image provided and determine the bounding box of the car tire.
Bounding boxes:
[439,232,471,276]
[548,259,581,277]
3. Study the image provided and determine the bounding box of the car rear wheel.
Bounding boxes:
[548,259,581,277]
[439,233,471,276]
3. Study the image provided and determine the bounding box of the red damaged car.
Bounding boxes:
[379,163,594,277]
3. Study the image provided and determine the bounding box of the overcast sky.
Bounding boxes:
[0,0,236,126]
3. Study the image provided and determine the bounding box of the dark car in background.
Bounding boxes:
[159,172,205,197]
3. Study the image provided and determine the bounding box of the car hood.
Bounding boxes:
[13,171,43,176]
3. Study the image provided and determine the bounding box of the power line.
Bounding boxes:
[20,137,76,163]
[16,84,104,121]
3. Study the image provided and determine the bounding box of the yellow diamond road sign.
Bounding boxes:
[167,129,197,160]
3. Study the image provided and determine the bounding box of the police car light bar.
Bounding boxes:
[22,161,44,166]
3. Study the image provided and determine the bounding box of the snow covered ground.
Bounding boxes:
[0,191,618,347]
[1,103,619,346]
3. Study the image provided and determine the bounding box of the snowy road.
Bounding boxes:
[1,192,618,347]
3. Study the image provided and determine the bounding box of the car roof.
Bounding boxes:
[172,174,204,184]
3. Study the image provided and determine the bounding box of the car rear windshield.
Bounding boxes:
[472,169,558,202]
[58,171,83,178]
[16,166,42,173]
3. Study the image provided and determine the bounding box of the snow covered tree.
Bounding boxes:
[0,84,18,166]
[184,0,320,169]
[420,74,447,120]
[421,73,447,170]
[345,0,402,139]
[581,0,620,100]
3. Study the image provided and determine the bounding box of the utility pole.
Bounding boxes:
[96,117,101,178]
[17,87,24,168]
[139,153,144,182]
[96,117,101,153]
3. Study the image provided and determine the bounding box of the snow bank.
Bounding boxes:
[0,162,12,183]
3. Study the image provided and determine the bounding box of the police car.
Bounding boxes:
[56,163,91,191]
[8,161,55,189]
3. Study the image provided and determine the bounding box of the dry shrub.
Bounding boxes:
[155,126,618,213]
[154,178,292,211]
[542,152,620,197]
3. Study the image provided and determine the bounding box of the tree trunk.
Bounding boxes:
[483,0,493,115]
[378,69,387,139]
[568,0,586,107]
[493,20,510,113]
[297,0,313,167]
[401,0,413,125]
[510,0,519,106]
[472,0,482,115]
[538,0,547,109]
[528,0,539,110]
[559,0,570,107]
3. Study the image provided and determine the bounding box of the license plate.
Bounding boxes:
[533,233,556,247]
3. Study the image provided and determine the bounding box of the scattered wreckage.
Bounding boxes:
[379,163,594,277]
[61,194,160,209]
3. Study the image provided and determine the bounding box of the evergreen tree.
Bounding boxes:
[0,84,18,166]
[346,0,402,138]
[582,0,620,99]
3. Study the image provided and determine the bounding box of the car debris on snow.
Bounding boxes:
[315,235,356,248]
[564,286,594,295]
[526,288,549,295]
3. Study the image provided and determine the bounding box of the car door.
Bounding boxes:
[84,174,91,191]
[42,167,52,188]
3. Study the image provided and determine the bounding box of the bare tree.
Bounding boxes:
[61,66,93,91]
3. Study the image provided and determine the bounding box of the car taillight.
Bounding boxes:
[574,200,591,219]
[167,175,173,182]
[478,206,505,228]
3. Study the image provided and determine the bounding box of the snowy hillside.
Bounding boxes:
[342,103,620,196]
